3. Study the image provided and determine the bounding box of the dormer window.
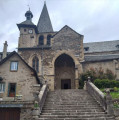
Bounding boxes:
[116,45,119,48]
[84,47,89,51]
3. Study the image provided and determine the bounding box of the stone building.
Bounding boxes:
[16,2,119,91]
[17,3,84,91]
[0,2,119,120]
[1,2,119,92]
[0,51,41,120]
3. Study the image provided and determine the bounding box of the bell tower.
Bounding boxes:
[17,9,38,49]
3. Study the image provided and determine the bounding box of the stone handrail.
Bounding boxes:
[86,81,107,111]
[86,80,115,116]
[38,84,48,113]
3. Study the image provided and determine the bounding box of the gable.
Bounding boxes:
[0,51,41,84]
[52,25,84,50]
[53,25,82,38]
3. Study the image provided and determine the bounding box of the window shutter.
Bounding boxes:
[3,83,5,92]
[8,83,10,96]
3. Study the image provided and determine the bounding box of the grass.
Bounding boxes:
[100,88,119,108]
[100,88,119,99]
[110,92,119,99]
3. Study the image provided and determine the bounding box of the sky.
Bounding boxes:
[0,0,119,52]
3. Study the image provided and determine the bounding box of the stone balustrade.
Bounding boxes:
[85,79,114,116]
[38,84,48,113]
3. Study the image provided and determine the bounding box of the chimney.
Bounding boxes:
[2,41,8,59]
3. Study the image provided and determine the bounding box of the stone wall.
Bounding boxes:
[18,27,55,48]
[82,60,119,80]
[0,54,38,101]
[18,26,84,90]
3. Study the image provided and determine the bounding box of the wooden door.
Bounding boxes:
[61,79,71,89]
[0,108,20,120]
[8,83,16,97]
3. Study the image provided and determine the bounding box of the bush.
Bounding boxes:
[79,68,116,89]
[94,79,119,89]
[114,87,118,92]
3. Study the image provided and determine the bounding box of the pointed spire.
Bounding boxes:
[37,2,53,33]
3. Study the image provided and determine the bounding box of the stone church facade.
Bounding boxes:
[17,3,84,91]
[1,3,119,91]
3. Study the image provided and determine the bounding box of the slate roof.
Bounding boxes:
[0,51,42,85]
[84,54,119,62]
[20,20,35,25]
[17,20,38,33]
[37,2,53,33]
[83,40,119,53]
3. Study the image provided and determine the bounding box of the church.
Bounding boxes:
[1,2,119,91]
[0,2,119,120]
[17,2,119,91]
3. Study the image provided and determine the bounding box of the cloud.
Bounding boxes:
[0,0,119,52]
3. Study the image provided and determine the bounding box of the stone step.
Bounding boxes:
[39,115,114,119]
[41,112,106,115]
[42,109,104,113]
[42,107,103,110]
[44,104,100,107]
[38,118,115,120]
[39,89,115,120]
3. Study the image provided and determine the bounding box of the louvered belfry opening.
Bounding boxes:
[55,54,75,89]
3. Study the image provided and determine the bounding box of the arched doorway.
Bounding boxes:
[55,54,75,89]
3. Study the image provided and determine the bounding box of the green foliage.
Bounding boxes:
[34,102,39,108]
[79,67,116,88]
[105,69,116,80]
[94,79,119,89]
[114,103,119,108]
[114,87,118,92]
[111,92,119,99]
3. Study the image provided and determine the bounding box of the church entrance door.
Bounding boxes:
[55,54,75,89]
[61,79,71,89]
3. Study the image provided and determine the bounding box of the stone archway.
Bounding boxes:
[54,54,75,89]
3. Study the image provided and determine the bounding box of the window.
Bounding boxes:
[10,62,18,71]
[0,54,2,61]
[0,83,5,93]
[24,29,26,32]
[47,35,52,45]
[84,47,89,51]
[32,56,39,72]
[8,83,16,97]
[116,45,119,48]
[39,35,44,45]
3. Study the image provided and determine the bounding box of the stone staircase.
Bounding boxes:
[39,89,115,120]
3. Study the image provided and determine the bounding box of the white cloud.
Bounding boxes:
[0,0,119,51]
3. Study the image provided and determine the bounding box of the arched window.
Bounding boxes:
[39,35,44,45]
[32,56,39,72]
[47,35,52,45]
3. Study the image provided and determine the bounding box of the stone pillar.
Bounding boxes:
[3,41,8,59]
[106,90,114,115]
[83,81,87,90]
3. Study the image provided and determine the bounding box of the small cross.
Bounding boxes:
[27,5,30,11]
